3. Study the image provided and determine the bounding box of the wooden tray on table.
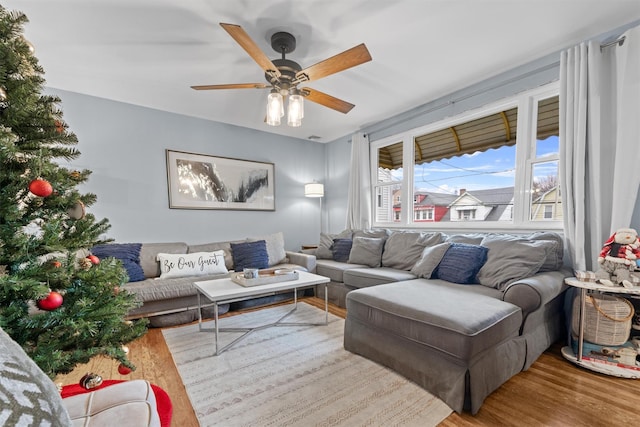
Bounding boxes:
[231,268,299,287]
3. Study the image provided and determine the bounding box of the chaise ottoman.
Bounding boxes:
[344,279,527,414]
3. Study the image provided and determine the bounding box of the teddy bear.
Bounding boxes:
[595,227,640,288]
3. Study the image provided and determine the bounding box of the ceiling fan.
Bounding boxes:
[191,23,372,126]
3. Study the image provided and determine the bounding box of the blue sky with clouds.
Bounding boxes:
[401,135,559,195]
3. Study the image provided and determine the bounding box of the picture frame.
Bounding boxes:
[165,149,275,211]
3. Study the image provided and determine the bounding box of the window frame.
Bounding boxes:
[370,82,561,231]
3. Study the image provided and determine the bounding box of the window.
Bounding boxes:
[544,205,553,219]
[371,84,560,230]
[457,209,476,221]
[375,141,403,224]
[529,95,561,222]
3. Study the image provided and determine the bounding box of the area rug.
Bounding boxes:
[162,303,452,426]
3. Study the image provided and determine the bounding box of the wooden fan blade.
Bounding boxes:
[220,23,281,80]
[301,87,355,114]
[294,44,371,84]
[191,83,268,90]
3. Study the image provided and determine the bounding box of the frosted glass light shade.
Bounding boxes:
[266,91,284,126]
[304,183,324,198]
[287,94,304,127]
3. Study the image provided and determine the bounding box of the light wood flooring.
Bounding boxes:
[57,297,640,426]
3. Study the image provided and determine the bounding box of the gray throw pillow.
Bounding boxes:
[0,327,73,426]
[352,228,389,239]
[445,233,486,245]
[348,236,386,267]
[410,242,451,278]
[526,232,564,271]
[382,231,443,270]
[316,230,353,259]
[476,236,555,289]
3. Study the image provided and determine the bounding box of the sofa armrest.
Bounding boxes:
[502,269,571,317]
[286,251,317,273]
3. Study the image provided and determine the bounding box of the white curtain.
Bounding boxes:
[346,132,372,230]
[560,25,640,271]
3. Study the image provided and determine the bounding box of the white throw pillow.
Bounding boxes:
[157,251,227,279]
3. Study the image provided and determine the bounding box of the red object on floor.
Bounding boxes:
[61,379,172,427]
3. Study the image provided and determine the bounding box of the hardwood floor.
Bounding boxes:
[56,297,640,426]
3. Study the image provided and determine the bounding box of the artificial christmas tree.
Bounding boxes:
[0,7,147,378]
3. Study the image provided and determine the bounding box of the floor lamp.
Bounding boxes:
[304,182,324,234]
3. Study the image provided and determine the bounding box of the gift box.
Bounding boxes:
[574,270,598,283]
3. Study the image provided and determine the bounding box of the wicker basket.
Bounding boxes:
[571,293,634,346]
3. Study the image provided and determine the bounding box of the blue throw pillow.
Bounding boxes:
[231,240,269,271]
[433,243,488,284]
[91,243,145,282]
[332,238,353,263]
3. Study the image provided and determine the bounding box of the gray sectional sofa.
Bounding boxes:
[109,232,315,327]
[310,228,570,414]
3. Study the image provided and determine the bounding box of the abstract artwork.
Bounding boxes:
[166,150,275,210]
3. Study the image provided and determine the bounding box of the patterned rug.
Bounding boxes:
[162,303,452,427]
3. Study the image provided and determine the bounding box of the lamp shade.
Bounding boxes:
[304,183,324,198]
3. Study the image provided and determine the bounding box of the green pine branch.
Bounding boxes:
[0,5,147,378]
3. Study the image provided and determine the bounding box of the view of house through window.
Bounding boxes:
[376,140,403,223]
[373,88,560,227]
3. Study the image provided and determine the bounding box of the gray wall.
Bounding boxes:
[49,89,326,251]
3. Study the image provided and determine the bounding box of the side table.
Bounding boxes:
[562,277,640,378]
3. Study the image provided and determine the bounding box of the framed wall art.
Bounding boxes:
[166,149,275,211]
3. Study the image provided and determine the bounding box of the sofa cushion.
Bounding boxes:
[477,235,553,289]
[124,273,232,302]
[348,236,386,267]
[249,232,287,266]
[382,231,443,270]
[410,242,451,278]
[315,259,365,283]
[0,327,73,426]
[343,267,416,289]
[231,240,269,271]
[157,251,227,279]
[188,241,242,271]
[332,238,353,262]
[91,243,145,282]
[346,280,522,360]
[139,243,188,278]
[433,243,488,284]
[316,230,353,259]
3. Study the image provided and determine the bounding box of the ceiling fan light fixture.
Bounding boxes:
[266,89,284,126]
[287,91,304,127]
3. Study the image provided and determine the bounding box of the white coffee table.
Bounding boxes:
[194,270,330,355]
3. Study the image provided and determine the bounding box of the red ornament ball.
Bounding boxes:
[37,291,63,311]
[117,364,132,375]
[87,255,100,265]
[28,179,53,197]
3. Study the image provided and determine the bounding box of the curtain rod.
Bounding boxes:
[600,35,626,50]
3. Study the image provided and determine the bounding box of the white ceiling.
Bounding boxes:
[6,0,640,142]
